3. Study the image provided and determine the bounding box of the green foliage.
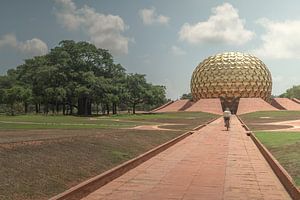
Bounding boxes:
[279,85,300,98]
[0,40,167,115]
[180,93,192,100]
[125,73,166,114]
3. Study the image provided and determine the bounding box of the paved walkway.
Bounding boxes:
[83,116,291,200]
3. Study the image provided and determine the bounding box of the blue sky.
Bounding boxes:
[1,0,300,99]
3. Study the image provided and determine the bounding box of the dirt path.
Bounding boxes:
[127,123,181,131]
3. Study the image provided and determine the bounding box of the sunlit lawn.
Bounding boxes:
[0,112,217,130]
[255,132,300,186]
[0,112,217,200]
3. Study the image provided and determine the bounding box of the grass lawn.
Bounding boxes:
[239,110,300,131]
[0,112,217,200]
[0,112,217,130]
[255,132,300,187]
[0,114,147,130]
[240,110,300,123]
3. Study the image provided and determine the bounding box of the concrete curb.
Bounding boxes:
[50,118,217,200]
[237,116,300,200]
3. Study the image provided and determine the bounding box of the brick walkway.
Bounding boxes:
[83,116,291,200]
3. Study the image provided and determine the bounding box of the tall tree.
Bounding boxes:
[125,73,149,114]
[0,40,167,115]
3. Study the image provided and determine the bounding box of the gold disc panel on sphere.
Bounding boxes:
[190,52,272,103]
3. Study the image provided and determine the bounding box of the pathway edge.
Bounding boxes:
[237,115,300,200]
[50,117,218,200]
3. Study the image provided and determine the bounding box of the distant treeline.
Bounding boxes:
[0,40,167,115]
[279,85,300,99]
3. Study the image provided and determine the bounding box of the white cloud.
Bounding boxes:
[0,34,48,56]
[18,38,48,56]
[139,7,170,25]
[170,45,186,55]
[179,3,254,45]
[54,0,129,55]
[0,34,18,48]
[252,18,300,59]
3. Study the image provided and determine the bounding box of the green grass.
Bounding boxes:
[109,111,216,119]
[240,110,300,123]
[0,115,146,130]
[0,129,182,200]
[0,112,216,130]
[239,110,300,131]
[0,112,216,200]
[255,132,300,186]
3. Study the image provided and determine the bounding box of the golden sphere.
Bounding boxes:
[191,52,272,102]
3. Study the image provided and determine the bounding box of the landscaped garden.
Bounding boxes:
[0,112,216,200]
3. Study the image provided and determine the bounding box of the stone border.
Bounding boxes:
[237,116,300,200]
[50,118,218,200]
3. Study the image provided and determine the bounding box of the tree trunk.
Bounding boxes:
[85,98,88,115]
[70,101,73,115]
[106,103,110,115]
[52,104,55,114]
[96,104,99,115]
[112,103,117,114]
[44,103,49,115]
[35,103,38,114]
[133,103,136,114]
[77,97,92,116]
[56,101,59,114]
[63,103,66,115]
[102,105,105,115]
[24,102,28,114]
[11,103,14,116]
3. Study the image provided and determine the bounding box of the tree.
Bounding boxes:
[21,87,32,113]
[92,76,110,114]
[146,85,167,109]
[280,85,300,99]
[4,86,27,115]
[0,40,167,116]
[126,74,149,114]
[180,93,192,100]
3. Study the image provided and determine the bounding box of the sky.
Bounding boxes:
[1,0,300,99]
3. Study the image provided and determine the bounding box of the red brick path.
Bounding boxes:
[83,116,291,200]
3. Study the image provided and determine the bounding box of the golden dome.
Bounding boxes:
[191,52,272,102]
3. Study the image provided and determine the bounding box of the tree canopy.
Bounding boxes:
[0,40,167,115]
[180,93,192,100]
[279,85,300,99]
